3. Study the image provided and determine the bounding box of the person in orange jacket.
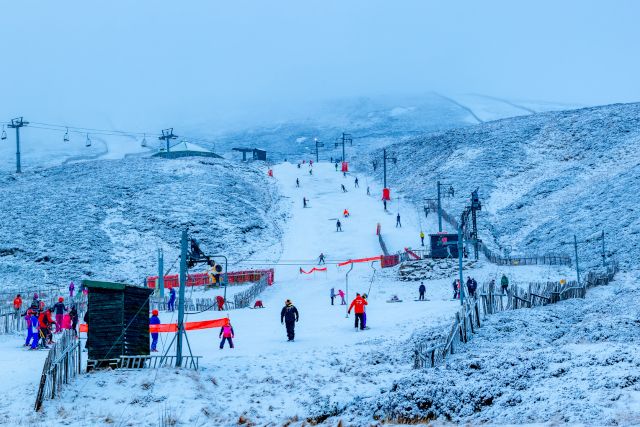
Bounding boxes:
[348,293,368,331]
[13,294,22,316]
[38,308,55,347]
[343,209,350,218]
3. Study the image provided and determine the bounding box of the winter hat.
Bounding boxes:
[58,297,64,302]
[285,299,292,305]
[152,309,159,316]
[34,293,38,299]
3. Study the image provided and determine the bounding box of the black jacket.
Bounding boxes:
[53,302,66,315]
[419,284,426,293]
[280,305,299,323]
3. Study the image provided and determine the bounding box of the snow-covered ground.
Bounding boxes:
[357,102,640,270]
[0,161,574,426]
[0,157,283,289]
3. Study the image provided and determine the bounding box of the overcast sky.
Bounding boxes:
[1,0,638,131]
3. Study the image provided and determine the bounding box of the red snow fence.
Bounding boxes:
[299,267,327,274]
[147,269,275,288]
[337,256,382,267]
[404,247,421,260]
[79,317,230,334]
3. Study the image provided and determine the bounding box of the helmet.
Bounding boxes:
[58,297,64,302]
[152,309,159,316]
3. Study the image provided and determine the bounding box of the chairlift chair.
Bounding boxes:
[85,133,91,147]
[1,125,6,140]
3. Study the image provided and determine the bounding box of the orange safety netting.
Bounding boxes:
[79,317,230,334]
[299,267,328,274]
[337,256,382,267]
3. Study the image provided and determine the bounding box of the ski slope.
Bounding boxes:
[2,161,573,426]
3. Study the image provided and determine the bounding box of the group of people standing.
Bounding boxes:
[20,292,79,350]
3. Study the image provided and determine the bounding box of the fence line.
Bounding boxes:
[34,330,82,411]
[414,263,618,368]
[234,275,270,309]
[425,200,572,266]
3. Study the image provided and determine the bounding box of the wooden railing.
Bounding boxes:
[34,330,82,411]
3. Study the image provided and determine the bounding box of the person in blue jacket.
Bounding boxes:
[167,287,176,312]
[150,309,161,352]
[24,308,39,350]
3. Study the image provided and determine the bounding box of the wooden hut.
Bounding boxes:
[82,280,153,370]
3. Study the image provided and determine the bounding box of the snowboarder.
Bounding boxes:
[167,287,176,312]
[501,274,509,294]
[418,282,426,300]
[335,162,338,171]
[219,322,235,349]
[69,281,75,298]
[297,163,301,169]
[303,197,308,208]
[52,297,67,333]
[343,209,350,218]
[150,309,160,352]
[280,300,299,342]
[318,253,326,264]
[348,293,368,330]
[341,184,347,193]
[366,186,370,196]
[330,287,335,305]
[338,289,346,305]
[354,177,359,188]
[336,219,342,232]
[296,178,300,188]
[396,213,402,228]
[420,231,425,246]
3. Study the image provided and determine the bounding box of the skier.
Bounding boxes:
[52,297,67,333]
[338,289,346,305]
[318,253,326,265]
[149,309,160,352]
[13,294,22,317]
[24,306,37,348]
[361,293,369,329]
[418,282,426,301]
[420,231,425,246]
[354,177,359,188]
[468,278,478,298]
[501,274,509,294]
[38,308,55,347]
[280,299,299,342]
[309,169,313,176]
[383,200,387,211]
[330,287,335,305]
[466,277,473,297]
[216,295,225,311]
[167,287,176,312]
[296,178,300,188]
[343,209,350,218]
[396,213,402,228]
[341,184,347,193]
[336,219,342,232]
[69,305,79,337]
[367,186,370,196]
[219,322,235,349]
[309,160,313,166]
[335,163,338,171]
[69,281,75,298]
[297,163,301,169]
[452,279,460,299]
[348,293,368,331]
[303,197,308,208]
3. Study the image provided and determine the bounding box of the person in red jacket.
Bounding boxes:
[348,293,368,331]
[216,295,225,311]
[13,294,22,317]
[38,308,55,347]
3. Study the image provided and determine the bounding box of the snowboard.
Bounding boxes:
[386,299,403,303]
[414,299,431,302]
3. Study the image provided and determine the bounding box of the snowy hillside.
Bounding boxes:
[0,157,283,288]
[357,102,640,270]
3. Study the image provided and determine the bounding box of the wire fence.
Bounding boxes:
[233,274,270,309]
[34,330,82,411]
[414,262,618,369]
[425,200,572,266]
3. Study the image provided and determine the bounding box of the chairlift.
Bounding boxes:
[85,133,91,147]
[1,125,6,140]
[63,127,69,142]
[141,134,147,147]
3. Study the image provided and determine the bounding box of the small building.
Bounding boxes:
[154,141,222,159]
[83,280,153,370]
[232,147,267,161]
[430,233,460,259]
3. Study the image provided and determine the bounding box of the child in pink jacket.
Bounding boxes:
[219,324,235,349]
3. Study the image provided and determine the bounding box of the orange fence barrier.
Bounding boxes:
[79,317,230,334]
[299,267,328,274]
[337,256,382,267]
